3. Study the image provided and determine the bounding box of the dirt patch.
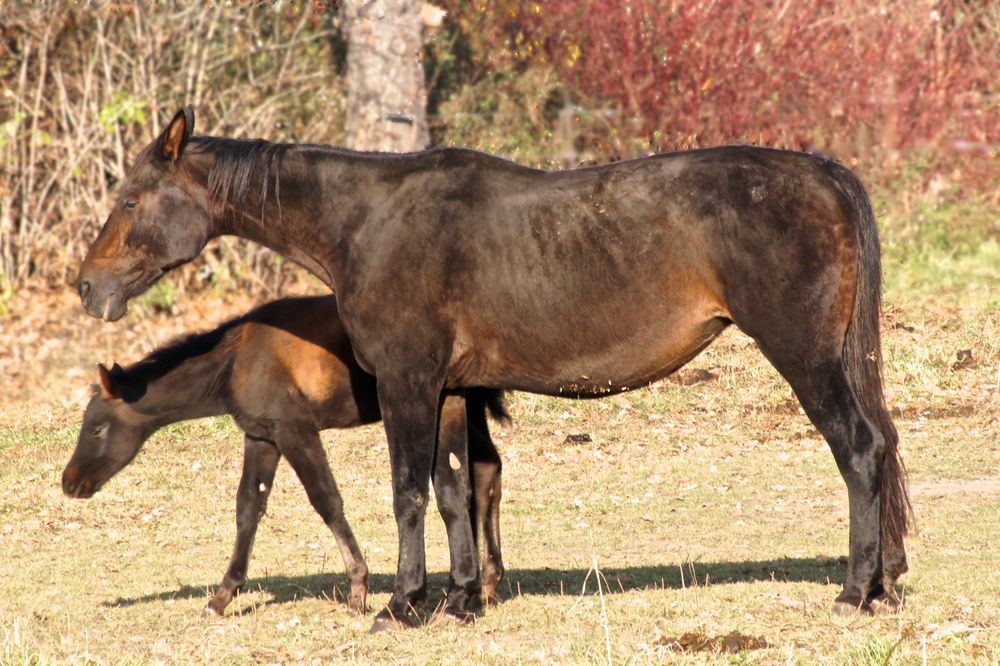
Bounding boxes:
[890,402,983,420]
[667,367,718,386]
[742,396,803,417]
[655,631,771,654]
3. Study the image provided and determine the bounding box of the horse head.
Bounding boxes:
[76,108,211,321]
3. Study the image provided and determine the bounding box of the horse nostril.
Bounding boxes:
[62,474,76,496]
[78,279,92,301]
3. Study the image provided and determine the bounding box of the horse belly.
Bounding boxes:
[448,297,729,395]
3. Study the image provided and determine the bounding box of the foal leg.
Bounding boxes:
[467,399,504,604]
[429,392,481,624]
[275,422,369,613]
[206,434,280,616]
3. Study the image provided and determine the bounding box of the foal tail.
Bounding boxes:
[834,164,912,551]
[467,388,512,425]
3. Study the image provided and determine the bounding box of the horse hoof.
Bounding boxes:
[869,591,903,615]
[831,600,872,617]
[428,608,475,628]
[481,574,503,606]
[203,603,225,618]
[346,587,368,615]
[368,609,418,633]
[480,588,502,607]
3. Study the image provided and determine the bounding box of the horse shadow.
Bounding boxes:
[103,555,848,610]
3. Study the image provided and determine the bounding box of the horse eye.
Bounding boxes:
[123,200,138,210]
[91,424,108,438]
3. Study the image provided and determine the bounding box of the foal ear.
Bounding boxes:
[97,363,123,400]
[160,106,195,162]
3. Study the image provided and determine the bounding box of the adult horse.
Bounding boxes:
[77,107,909,630]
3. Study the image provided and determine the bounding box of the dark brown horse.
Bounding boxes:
[62,295,508,615]
[77,107,909,630]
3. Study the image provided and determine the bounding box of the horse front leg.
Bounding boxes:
[429,391,482,624]
[369,374,445,632]
[206,434,280,616]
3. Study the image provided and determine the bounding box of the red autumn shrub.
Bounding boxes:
[439,0,998,192]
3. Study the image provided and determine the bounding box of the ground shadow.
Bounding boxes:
[103,555,848,610]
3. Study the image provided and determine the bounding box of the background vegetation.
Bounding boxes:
[1,0,997,298]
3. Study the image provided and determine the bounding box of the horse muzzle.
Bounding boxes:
[61,464,100,499]
[77,276,129,322]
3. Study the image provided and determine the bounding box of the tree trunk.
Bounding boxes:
[341,0,429,152]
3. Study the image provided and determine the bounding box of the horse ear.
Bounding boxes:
[97,363,122,400]
[160,106,195,162]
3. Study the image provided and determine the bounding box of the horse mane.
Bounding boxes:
[188,136,295,227]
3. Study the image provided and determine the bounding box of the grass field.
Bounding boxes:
[1,198,998,664]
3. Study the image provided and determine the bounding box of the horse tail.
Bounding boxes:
[834,164,912,554]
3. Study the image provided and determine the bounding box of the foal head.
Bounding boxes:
[62,364,151,499]
[76,107,211,321]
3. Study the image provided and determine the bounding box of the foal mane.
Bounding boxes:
[188,136,295,226]
[120,313,248,396]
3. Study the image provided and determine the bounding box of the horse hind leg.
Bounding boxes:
[753,344,889,614]
[472,460,503,604]
[431,391,482,625]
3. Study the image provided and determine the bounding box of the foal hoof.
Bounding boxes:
[368,609,418,634]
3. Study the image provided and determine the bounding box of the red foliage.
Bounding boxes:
[443,0,998,188]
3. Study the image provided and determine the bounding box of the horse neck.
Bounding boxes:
[125,344,232,430]
[197,144,381,292]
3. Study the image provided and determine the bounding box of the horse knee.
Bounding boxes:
[393,487,429,524]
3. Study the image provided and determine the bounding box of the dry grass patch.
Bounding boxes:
[2,331,998,663]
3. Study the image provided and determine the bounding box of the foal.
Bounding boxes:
[62,295,508,615]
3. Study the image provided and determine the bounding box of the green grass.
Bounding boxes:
[1,196,998,663]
